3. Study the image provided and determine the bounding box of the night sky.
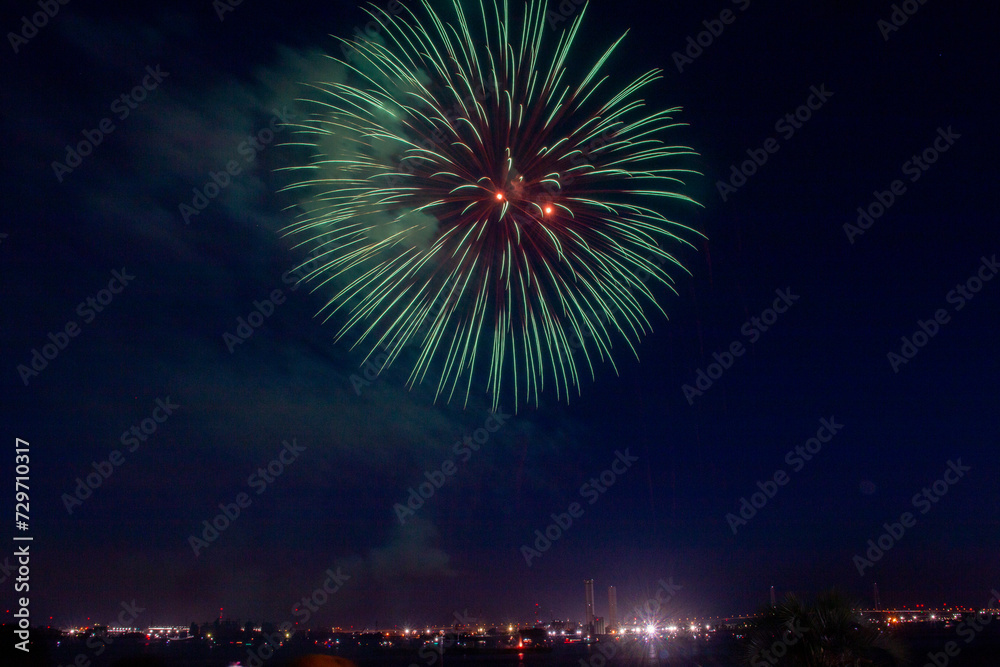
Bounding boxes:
[2,0,998,632]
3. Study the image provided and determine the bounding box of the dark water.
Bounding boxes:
[11,628,1000,667]
[14,635,742,667]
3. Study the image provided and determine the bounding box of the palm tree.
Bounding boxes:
[743,590,907,666]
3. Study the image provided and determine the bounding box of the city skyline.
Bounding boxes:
[20,580,994,633]
[20,599,1000,636]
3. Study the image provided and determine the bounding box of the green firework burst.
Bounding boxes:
[280,0,702,412]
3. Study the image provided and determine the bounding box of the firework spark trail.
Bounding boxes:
[280,0,703,412]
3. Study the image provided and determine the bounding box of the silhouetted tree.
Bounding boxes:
[743,590,907,666]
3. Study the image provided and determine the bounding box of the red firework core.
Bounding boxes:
[489,171,555,222]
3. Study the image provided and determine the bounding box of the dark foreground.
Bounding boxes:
[5,625,1000,667]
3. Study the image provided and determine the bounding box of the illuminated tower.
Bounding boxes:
[608,586,618,631]
[584,579,595,629]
